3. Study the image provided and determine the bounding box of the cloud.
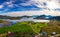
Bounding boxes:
[20,1,32,6]
[0,0,60,16]
[5,2,12,5]
[7,10,60,16]
[0,5,3,9]
[46,0,60,9]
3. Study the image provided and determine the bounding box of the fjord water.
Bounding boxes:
[0,17,50,27]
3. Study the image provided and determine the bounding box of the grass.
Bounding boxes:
[29,22,48,34]
[0,20,60,37]
[0,21,48,36]
[0,22,33,34]
[0,21,48,35]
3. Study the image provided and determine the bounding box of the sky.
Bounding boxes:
[0,0,60,16]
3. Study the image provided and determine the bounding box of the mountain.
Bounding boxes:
[33,15,60,20]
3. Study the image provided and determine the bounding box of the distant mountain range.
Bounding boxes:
[0,15,60,20]
[33,15,60,20]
